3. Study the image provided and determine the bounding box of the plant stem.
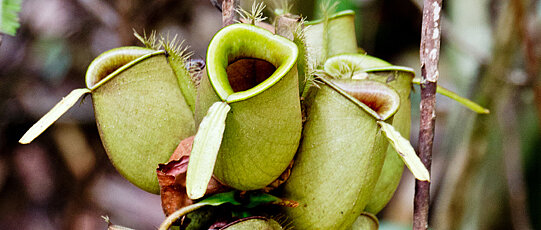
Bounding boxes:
[222,0,238,27]
[158,202,207,230]
[409,0,489,65]
[414,0,442,229]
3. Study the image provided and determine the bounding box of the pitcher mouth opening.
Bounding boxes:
[205,23,298,103]
[226,58,277,92]
[320,78,400,120]
[85,47,157,90]
[349,87,392,117]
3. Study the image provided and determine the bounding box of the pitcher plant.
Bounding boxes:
[19,34,197,194]
[187,23,302,199]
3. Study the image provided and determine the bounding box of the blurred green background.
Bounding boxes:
[1,0,540,229]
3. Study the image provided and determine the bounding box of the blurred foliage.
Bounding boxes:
[0,0,22,36]
[0,0,540,229]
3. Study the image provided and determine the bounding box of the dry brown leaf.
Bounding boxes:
[157,136,230,216]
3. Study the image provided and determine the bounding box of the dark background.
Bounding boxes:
[1,0,540,229]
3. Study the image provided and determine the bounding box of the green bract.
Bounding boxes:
[281,77,400,230]
[20,46,196,194]
[192,23,302,192]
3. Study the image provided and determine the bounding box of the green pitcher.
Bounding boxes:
[188,23,302,198]
[20,46,196,194]
[304,10,358,66]
[280,77,400,230]
[324,54,414,214]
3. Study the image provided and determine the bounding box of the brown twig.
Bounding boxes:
[221,0,238,27]
[414,0,442,229]
[410,0,489,65]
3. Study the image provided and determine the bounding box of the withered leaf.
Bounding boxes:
[157,136,230,216]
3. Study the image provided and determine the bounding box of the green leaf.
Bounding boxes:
[412,78,489,114]
[158,191,289,230]
[0,0,22,36]
[198,191,284,208]
[198,191,240,206]
[186,101,230,199]
[377,121,430,181]
[243,192,282,208]
[19,88,91,144]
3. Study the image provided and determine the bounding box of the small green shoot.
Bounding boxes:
[412,78,490,114]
